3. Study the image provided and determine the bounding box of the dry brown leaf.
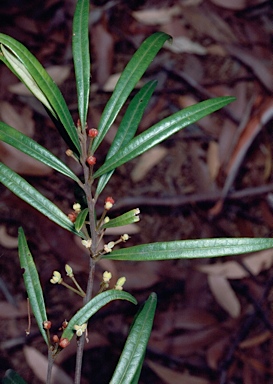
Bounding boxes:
[24,346,73,384]
[132,7,180,26]
[206,335,230,370]
[165,36,207,55]
[239,331,272,349]
[8,65,71,96]
[0,101,34,136]
[207,141,220,180]
[131,146,167,182]
[208,275,241,318]
[0,225,18,248]
[147,360,209,384]
[197,249,273,279]
[209,0,266,11]
[0,301,28,318]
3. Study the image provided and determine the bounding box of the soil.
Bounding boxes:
[0,1,273,383]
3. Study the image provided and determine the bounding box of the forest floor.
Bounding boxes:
[0,1,273,383]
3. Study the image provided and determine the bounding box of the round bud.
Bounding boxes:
[59,338,70,349]
[88,128,98,138]
[86,156,96,166]
[68,212,77,222]
[43,320,52,330]
[52,335,59,343]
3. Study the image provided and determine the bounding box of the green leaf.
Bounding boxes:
[92,32,171,152]
[94,96,236,178]
[18,227,48,345]
[0,122,81,183]
[73,0,90,128]
[74,207,89,232]
[102,208,140,229]
[95,80,157,197]
[61,290,137,341]
[0,162,81,236]
[110,293,157,384]
[0,34,81,154]
[3,369,28,384]
[103,238,273,261]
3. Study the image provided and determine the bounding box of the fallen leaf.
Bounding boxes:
[132,7,180,26]
[207,141,220,181]
[147,360,209,384]
[165,36,207,55]
[24,346,74,384]
[131,146,167,182]
[197,249,273,279]
[0,225,18,248]
[208,275,241,318]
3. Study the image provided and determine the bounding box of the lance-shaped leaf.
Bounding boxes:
[18,227,48,345]
[0,122,81,183]
[94,96,236,178]
[73,0,90,128]
[74,207,89,232]
[103,238,273,261]
[110,293,157,384]
[3,369,28,384]
[0,34,81,154]
[92,32,171,152]
[0,162,81,236]
[61,290,137,341]
[102,208,140,229]
[96,80,157,197]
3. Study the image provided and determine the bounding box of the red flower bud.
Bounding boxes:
[52,335,59,343]
[43,320,52,330]
[88,128,98,138]
[105,196,115,205]
[86,155,96,165]
[68,212,77,222]
[59,338,70,349]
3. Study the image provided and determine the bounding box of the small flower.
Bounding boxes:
[81,239,92,248]
[50,271,62,284]
[74,323,87,337]
[65,264,73,277]
[104,241,115,253]
[121,234,129,242]
[86,155,96,165]
[104,216,110,224]
[114,277,126,291]
[88,128,98,138]
[43,320,52,330]
[104,197,115,210]
[73,203,81,212]
[103,271,112,283]
[59,338,70,348]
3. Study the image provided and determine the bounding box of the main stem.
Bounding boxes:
[74,137,99,384]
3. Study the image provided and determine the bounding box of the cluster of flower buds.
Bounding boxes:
[74,323,87,337]
[86,155,96,166]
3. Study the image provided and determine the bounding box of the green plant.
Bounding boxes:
[0,1,272,383]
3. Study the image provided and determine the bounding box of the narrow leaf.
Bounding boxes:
[92,32,171,152]
[0,162,81,236]
[102,208,140,229]
[61,290,137,341]
[74,207,89,232]
[94,96,236,178]
[3,370,27,384]
[0,34,81,154]
[96,80,157,197]
[103,238,273,261]
[18,227,48,345]
[73,0,90,128]
[110,293,157,384]
[0,122,81,183]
